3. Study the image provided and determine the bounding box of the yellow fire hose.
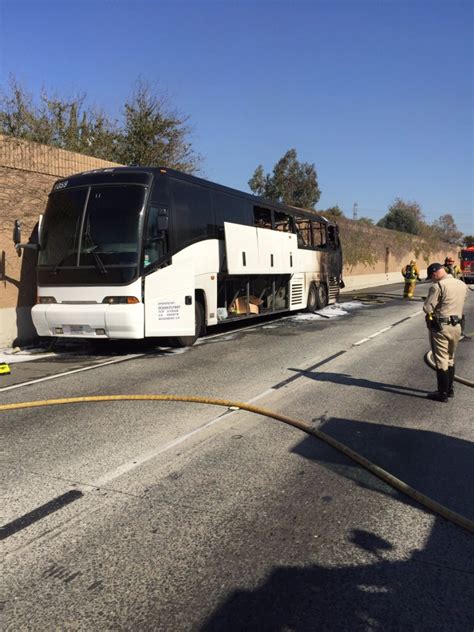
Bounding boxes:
[1,393,473,534]
[424,351,474,388]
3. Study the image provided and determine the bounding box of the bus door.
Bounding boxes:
[144,257,195,337]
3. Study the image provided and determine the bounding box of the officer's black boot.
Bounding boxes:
[448,365,455,398]
[427,369,449,402]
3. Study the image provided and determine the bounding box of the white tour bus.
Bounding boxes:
[14,167,343,346]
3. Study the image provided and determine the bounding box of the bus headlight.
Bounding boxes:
[38,296,57,304]
[102,296,140,304]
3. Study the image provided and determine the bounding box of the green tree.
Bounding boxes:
[248,165,268,197]
[248,148,321,209]
[115,80,201,172]
[322,205,344,217]
[0,76,119,157]
[431,213,464,245]
[377,198,425,235]
[463,235,474,247]
[0,76,202,172]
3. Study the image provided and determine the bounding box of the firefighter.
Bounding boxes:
[443,256,462,280]
[401,259,421,299]
[423,263,468,402]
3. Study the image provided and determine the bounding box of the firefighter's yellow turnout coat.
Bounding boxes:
[401,261,420,298]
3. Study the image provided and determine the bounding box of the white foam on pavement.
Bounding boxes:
[0,347,56,364]
[291,301,365,320]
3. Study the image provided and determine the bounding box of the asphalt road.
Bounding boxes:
[1,281,474,631]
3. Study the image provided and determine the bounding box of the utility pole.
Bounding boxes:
[352,202,358,220]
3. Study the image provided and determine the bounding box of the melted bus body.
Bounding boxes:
[30,167,343,346]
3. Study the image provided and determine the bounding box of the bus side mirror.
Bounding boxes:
[13,220,22,257]
[13,219,22,245]
[12,218,39,256]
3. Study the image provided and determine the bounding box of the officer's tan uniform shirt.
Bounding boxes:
[423,275,467,318]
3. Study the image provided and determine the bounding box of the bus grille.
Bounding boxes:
[329,277,339,300]
[291,283,304,305]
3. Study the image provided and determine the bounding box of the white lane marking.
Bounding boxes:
[87,388,277,490]
[368,326,392,339]
[0,354,145,393]
[353,337,370,346]
[352,311,423,346]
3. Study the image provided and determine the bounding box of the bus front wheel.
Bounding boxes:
[170,300,204,348]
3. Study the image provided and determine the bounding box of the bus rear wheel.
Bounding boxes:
[305,283,318,312]
[316,282,328,309]
[170,300,204,348]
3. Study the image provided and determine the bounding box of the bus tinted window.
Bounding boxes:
[39,188,87,267]
[144,205,169,267]
[79,185,144,267]
[214,191,251,229]
[254,206,272,229]
[171,179,214,245]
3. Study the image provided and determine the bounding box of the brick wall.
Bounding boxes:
[0,135,122,345]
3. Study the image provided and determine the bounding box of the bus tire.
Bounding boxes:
[170,300,204,348]
[305,283,318,312]
[316,282,328,309]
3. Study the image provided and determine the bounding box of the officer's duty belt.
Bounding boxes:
[437,315,461,324]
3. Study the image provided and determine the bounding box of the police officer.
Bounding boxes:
[424,262,468,402]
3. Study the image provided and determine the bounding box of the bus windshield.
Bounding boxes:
[39,184,146,284]
[460,249,474,261]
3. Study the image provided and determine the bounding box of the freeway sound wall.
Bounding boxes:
[0,135,456,347]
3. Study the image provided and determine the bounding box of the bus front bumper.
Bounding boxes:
[32,304,145,339]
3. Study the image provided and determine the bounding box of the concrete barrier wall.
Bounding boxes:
[0,135,457,347]
[336,217,455,290]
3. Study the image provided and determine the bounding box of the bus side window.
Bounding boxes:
[274,211,292,232]
[214,191,251,237]
[144,205,168,267]
[295,218,312,248]
[312,221,327,248]
[254,206,272,229]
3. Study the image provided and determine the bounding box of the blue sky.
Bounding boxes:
[1,0,472,233]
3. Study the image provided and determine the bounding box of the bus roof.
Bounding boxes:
[52,166,333,225]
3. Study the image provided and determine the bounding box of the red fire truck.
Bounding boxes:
[459,246,474,282]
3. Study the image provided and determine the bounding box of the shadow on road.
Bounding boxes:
[200,419,474,631]
[200,526,473,631]
[287,368,430,399]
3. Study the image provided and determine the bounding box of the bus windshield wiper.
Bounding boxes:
[90,247,108,275]
[83,224,108,274]
[50,255,74,275]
